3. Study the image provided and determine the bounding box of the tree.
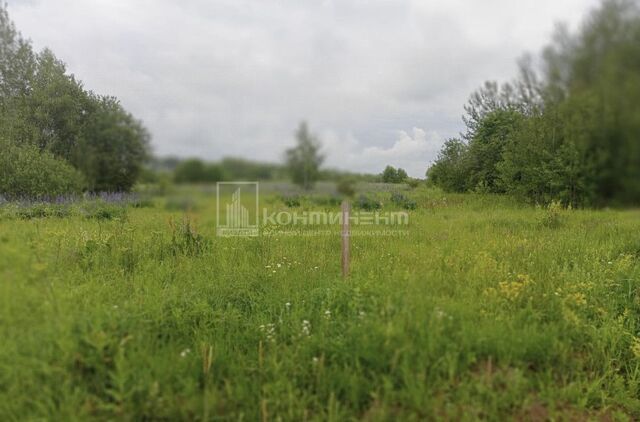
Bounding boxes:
[465,109,524,192]
[426,139,469,192]
[76,96,150,192]
[285,122,324,190]
[0,4,150,194]
[381,166,408,183]
[381,166,397,183]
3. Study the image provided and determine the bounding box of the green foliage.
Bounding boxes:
[381,165,408,183]
[335,178,356,197]
[538,200,568,228]
[428,0,640,207]
[0,140,85,199]
[75,96,150,192]
[426,138,469,192]
[465,109,524,193]
[281,194,301,208]
[406,178,421,189]
[81,202,128,221]
[355,194,382,210]
[220,157,285,181]
[0,5,149,194]
[173,159,224,184]
[390,192,417,210]
[285,122,324,190]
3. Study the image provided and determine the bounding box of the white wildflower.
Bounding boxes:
[260,323,276,342]
[301,320,311,336]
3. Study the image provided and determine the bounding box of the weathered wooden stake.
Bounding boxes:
[341,200,350,278]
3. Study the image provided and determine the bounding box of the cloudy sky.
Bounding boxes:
[8,0,600,176]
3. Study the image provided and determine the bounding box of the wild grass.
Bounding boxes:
[0,187,639,420]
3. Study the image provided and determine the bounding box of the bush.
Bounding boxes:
[336,178,356,197]
[390,192,417,210]
[406,178,420,189]
[355,194,381,211]
[310,195,342,207]
[0,141,85,199]
[282,194,301,208]
[539,200,567,229]
[81,202,127,220]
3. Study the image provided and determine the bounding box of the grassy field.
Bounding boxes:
[1,187,640,420]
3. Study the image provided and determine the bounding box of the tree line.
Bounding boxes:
[0,4,149,199]
[427,0,640,207]
[148,121,408,188]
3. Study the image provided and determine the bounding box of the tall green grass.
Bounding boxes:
[0,188,639,420]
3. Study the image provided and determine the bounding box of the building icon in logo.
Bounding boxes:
[216,182,259,236]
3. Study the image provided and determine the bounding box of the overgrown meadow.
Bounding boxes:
[1,186,640,420]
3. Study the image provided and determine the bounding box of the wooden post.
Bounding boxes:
[341,200,350,278]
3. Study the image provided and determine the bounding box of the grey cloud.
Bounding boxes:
[7,0,600,177]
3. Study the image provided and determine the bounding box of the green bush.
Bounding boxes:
[390,192,417,210]
[0,140,85,199]
[81,202,127,220]
[355,194,381,210]
[282,194,301,208]
[336,178,356,197]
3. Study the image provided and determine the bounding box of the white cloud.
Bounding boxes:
[323,127,444,177]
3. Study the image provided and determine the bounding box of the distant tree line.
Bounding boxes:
[147,153,380,186]
[0,5,149,198]
[427,0,640,207]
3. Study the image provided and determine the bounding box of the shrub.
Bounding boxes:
[0,140,85,199]
[355,194,381,211]
[310,195,342,207]
[406,178,420,189]
[282,194,301,208]
[336,178,356,197]
[390,192,417,210]
[539,200,567,229]
[81,202,127,220]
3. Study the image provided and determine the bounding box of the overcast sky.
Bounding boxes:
[8,0,600,176]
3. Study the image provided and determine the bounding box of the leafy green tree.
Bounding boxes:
[76,96,150,191]
[381,166,398,183]
[381,166,408,183]
[426,139,469,192]
[396,168,408,182]
[465,109,524,192]
[285,122,324,190]
[0,4,150,194]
